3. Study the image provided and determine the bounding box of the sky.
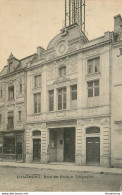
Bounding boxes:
[0,0,122,71]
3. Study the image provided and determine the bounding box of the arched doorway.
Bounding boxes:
[86,127,100,165]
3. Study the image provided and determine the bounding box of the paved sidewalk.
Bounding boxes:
[0,161,122,175]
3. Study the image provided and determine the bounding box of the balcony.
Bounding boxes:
[6,123,14,130]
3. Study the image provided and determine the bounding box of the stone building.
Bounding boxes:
[0,13,122,167]
[0,53,34,162]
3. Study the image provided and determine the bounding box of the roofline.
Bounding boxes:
[27,39,112,72]
[20,53,36,61]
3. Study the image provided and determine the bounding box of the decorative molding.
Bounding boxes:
[41,123,47,129]
[77,117,109,127]
[57,112,66,117]
[115,128,122,135]
[55,39,68,56]
[53,77,70,85]
[85,73,101,81]
[47,69,55,80]
[115,121,122,125]
[47,120,76,128]
[69,63,77,73]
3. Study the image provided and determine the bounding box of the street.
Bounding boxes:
[0,166,122,192]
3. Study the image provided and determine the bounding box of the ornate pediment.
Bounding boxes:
[53,77,70,85]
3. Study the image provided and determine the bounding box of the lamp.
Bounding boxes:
[117,48,122,57]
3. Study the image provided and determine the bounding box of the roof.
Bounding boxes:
[47,24,89,50]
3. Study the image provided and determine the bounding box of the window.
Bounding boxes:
[33,131,41,136]
[0,114,1,123]
[8,112,14,129]
[19,84,22,93]
[58,87,66,110]
[34,75,41,88]
[3,137,15,154]
[87,57,100,74]
[71,85,77,100]
[87,80,99,97]
[59,66,66,77]
[0,90,2,98]
[49,90,54,111]
[18,111,22,121]
[9,62,13,72]
[86,127,100,134]
[8,86,14,99]
[34,93,41,113]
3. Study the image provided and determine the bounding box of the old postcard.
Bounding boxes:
[0,0,122,193]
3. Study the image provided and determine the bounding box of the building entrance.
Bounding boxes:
[33,139,41,161]
[64,128,75,162]
[49,127,75,163]
[86,137,100,165]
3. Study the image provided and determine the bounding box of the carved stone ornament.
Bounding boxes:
[47,69,55,79]
[115,128,122,135]
[55,40,68,56]
[69,63,77,73]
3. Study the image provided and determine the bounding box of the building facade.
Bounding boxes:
[0,53,34,162]
[0,14,122,167]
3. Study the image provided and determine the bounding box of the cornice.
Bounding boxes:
[112,41,122,48]
[26,39,112,72]
[0,67,26,80]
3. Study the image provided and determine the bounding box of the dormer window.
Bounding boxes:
[9,62,13,72]
[59,66,66,77]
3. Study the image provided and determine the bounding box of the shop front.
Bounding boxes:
[0,130,24,162]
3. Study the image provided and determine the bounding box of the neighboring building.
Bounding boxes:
[111,15,122,168]
[0,11,122,167]
[0,53,35,162]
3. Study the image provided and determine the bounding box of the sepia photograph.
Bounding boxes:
[0,0,122,193]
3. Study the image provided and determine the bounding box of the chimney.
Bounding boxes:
[37,46,45,58]
[114,14,122,34]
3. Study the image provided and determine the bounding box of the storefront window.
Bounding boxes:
[3,137,15,154]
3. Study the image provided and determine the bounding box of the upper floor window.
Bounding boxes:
[0,90,2,98]
[7,111,14,129]
[34,75,41,88]
[49,90,54,111]
[34,93,41,113]
[87,57,100,74]
[19,84,22,93]
[59,66,66,77]
[71,85,77,100]
[0,114,2,123]
[9,62,13,72]
[18,111,22,121]
[58,87,66,110]
[87,80,99,97]
[8,86,14,99]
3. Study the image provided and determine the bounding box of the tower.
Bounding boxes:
[65,0,86,33]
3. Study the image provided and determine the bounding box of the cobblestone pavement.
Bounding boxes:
[0,166,122,192]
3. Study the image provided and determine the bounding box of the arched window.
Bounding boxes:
[86,127,100,134]
[33,130,41,136]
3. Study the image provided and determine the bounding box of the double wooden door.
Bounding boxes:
[33,139,41,161]
[86,137,100,164]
